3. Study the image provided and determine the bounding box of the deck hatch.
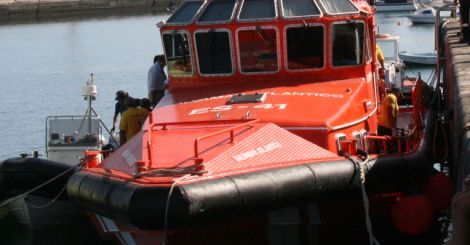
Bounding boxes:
[226,93,267,104]
[167,1,204,24]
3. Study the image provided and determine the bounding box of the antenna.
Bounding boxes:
[82,73,97,135]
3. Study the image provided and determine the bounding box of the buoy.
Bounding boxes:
[422,173,453,211]
[391,194,434,236]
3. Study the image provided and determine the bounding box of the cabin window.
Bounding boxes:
[195,30,233,75]
[163,32,193,77]
[239,0,276,20]
[319,0,358,14]
[198,0,236,23]
[286,25,324,70]
[332,22,364,67]
[281,0,321,18]
[238,27,278,73]
[167,1,204,24]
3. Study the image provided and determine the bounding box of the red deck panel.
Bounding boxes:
[205,123,338,174]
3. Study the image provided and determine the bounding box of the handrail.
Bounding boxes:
[149,118,260,131]
[142,117,260,174]
[365,134,413,154]
[194,119,259,159]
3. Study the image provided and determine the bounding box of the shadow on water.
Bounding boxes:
[0,207,114,245]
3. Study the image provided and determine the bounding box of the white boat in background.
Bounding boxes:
[4,75,116,231]
[376,33,406,90]
[375,0,418,12]
[407,7,438,24]
[399,51,437,65]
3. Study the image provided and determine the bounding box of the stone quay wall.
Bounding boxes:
[0,0,178,22]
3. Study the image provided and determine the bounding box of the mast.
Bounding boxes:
[83,73,97,135]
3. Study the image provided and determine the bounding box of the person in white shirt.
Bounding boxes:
[147,55,167,107]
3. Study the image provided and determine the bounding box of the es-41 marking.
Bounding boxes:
[189,104,287,115]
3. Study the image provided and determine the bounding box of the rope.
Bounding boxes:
[162,174,191,245]
[27,184,67,209]
[345,153,380,245]
[0,162,82,209]
[135,164,202,178]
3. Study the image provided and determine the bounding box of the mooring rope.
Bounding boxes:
[0,162,82,209]
[345,152,381,245]
[162,174,191,245]
[27,184,68,209]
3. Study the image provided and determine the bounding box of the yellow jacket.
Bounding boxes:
[379,93,398,129]
[120,107,149,141]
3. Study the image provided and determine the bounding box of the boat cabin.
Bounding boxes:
[159,0,376,89]
[155,0,381,154]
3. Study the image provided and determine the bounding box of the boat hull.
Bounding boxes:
[407,16,436,24]
[399,51,437,65]
[7,195,88,230]
[0,158,87,230]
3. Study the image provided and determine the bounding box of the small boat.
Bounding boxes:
[375,0,418,12]
[407,7,438,24]
[399,51,437,65]
[0,75,115,230]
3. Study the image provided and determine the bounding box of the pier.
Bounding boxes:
[443,19,470,191]
[442,1,470,243]
[0,0,178,22]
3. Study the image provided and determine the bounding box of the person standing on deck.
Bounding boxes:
[378,90,399,136]
[111,90,129,133]
[119,97,149,145]
[148,55,167,107]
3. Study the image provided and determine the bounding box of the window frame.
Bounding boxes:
[194,28,235,77]
[365,25,372,64]
[236,26,281,75]
[283,23,326,72]
[162,30,195,78]
[279,0,323,19]
[329,20,366,68]
[236,0,278,23]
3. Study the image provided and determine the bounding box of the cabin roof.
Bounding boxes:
[166,0,359,25]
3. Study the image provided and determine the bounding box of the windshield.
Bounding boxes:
[163,32,193,76]
[332,22,364,67]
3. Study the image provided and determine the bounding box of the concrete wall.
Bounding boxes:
[0,0,179,22]
[443,20,470,191]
